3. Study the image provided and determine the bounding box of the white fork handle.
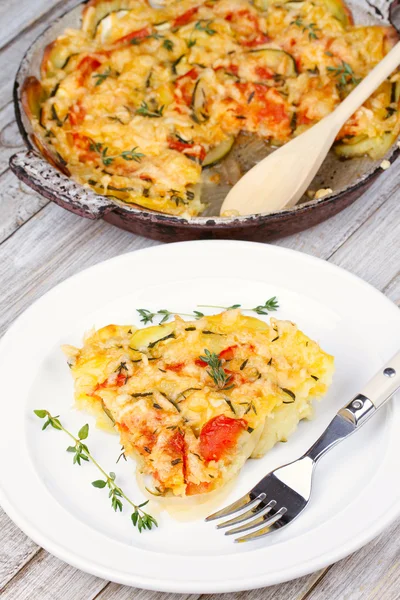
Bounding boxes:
[333,41,400,125]
[305,350,400,463]
[360,350,400,409]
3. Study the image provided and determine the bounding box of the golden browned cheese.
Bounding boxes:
[63,311,334,497]
[23,0,400,216]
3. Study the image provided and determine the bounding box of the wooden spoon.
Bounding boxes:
[220,41,400,217]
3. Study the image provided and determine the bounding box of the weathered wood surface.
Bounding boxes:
[0,1,399,599]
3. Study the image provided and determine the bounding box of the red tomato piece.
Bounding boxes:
[169,429,185,454]
[69,102,86,126]
[195,358,208,367]
[241,34,270,47]
[168,138,194,153]
[175,68,199,105]
[219,345,238,361]
[186,481,212,495]
[255,66,274,80]
[173,7,199,28]
[115,26,151,45]
[77,56,102,85]
[199,415,247,462]
[116,372,127,386]
[165,362,185,372]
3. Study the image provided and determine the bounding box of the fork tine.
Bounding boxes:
[205,492,266,522]
[217,499,277,529]
[234,521,282,543]
[225,506,287,536]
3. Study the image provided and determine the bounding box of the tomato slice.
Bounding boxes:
[165,362,185,372]
[219,345,238,361]
[241,34,270,47]
[195,358,208,367]
[115,372,127,386]
[199,415,247,462]
[114,27,151,45]
[255,66,274,80]
[186,481,212,495]
[173,7,199,28]
[77,56,102,85]
[69,102,86,126]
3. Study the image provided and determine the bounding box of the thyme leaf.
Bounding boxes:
[194,20,217,35]
[163,38,174,51]
[136,100,164,118]
[327,61,361,88]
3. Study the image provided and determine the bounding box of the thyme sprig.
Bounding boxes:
[199,349,232,389]
[137,308,204,324]
[89,142,144,165]
[327,61,361,88]
[33,410,157,533]
[136,101,164,118]
[291,17,319,40]
[136,297,279,324]
[198,297,280,315]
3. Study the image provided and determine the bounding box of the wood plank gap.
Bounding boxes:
[0,199,50,248]
[0,547,43,594]
[383,270,400,296]
[325,194,391,262]
[298,566,333,600]
[91,582,112,600]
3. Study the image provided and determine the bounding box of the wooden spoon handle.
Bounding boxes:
[332,41,400,125]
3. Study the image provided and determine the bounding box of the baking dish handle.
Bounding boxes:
[9,150,115,220]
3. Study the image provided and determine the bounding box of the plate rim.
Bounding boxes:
[1,240,399,593]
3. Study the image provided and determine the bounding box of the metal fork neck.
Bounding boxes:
[304,395,376,463]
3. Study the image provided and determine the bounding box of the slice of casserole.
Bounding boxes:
[63,310,334,497]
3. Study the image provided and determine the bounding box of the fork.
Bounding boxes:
[206,351,400,543]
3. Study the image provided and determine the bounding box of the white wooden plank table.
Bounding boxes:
[0,2,399,598]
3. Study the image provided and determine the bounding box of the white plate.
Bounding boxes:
[0,240,399,593]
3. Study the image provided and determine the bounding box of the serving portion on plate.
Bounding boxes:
[0,241,399,592]
[64,311,333,498]
[21,0,400,218]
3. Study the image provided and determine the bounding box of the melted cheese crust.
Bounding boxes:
[25,0,400,216]
[64,310,334,497]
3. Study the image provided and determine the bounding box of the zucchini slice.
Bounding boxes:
[248,49,297,77]
[334,132,395,160]
[203,136,235,167]
[94,10,130,41]
[255,0,353,27]
[191,79,209,123]
[102,401,115,424]
[82,0,133,37]
[319,0,353,26]
[41,40,77,79]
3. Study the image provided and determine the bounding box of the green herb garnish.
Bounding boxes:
[93,67,117,86]
[136,101,164,118]
[327,61,361,88]
[291,18,319,40]
[90,142,144,165]
[194,20,217,35]
[33,410,157,533]
[163,38,174,51]
[136,298,278,325]
[199,349,232,389]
